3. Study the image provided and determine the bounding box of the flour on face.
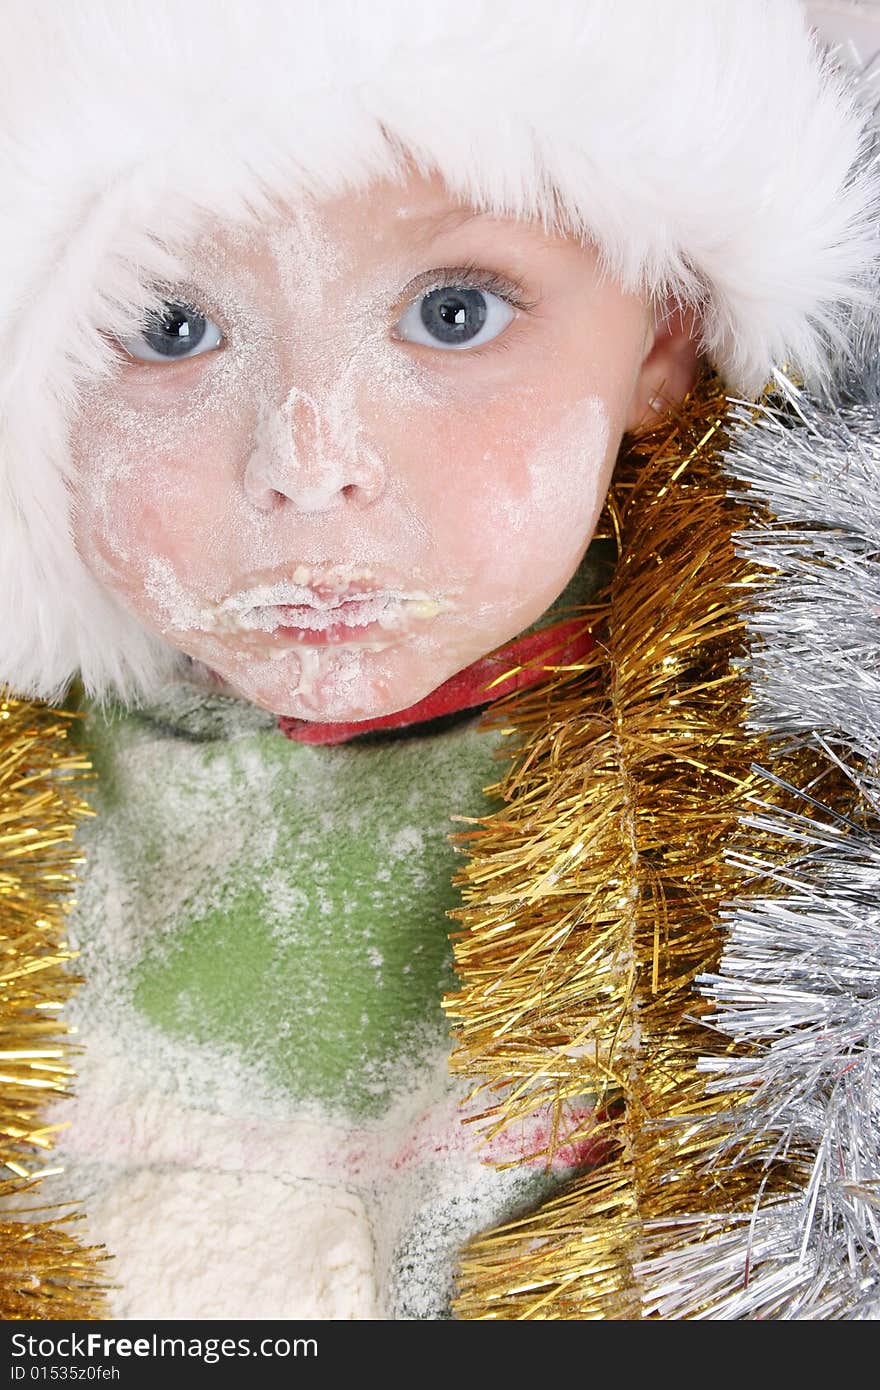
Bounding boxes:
[68,172,649,720]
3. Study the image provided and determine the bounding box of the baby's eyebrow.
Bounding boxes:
[406,205,494,242]
[407,204,548,247]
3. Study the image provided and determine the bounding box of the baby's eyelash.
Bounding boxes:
[405,261,540,314]
[458,334,517,361]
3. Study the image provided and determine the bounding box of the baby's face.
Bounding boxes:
[70,171,669,721]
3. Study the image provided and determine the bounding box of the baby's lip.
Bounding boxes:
[263,593,442,635]
[202,566,452,636]
[214,565,436,614]
[226,586,433,615]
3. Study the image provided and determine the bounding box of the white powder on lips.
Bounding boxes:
[233,596,431,633]
[215,568,397,608]
[199,579,447,635]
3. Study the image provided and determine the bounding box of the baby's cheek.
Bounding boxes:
[519,395,612,551]
[76,447,217,593]
[445,395,613,618]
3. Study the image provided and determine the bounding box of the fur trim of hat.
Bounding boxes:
[0,0,877,705]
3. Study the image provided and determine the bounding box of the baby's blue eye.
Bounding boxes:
[118,300,223,362]
[395,283,515,351]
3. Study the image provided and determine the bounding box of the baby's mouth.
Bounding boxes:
[200,571,449,648]
[258,593,442,647]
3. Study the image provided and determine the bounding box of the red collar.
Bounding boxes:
[277,616,594,745]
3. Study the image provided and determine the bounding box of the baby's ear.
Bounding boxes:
[625,299,701,432]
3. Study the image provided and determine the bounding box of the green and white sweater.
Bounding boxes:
[52,562,603,1320]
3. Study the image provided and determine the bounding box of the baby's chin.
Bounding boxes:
[208,641,451,723]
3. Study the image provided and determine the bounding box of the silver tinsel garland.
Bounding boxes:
[638,364,880,1319]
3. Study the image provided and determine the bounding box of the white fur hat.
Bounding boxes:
[0,0,877,706]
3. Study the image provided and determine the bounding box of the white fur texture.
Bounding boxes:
[0,0,877,705]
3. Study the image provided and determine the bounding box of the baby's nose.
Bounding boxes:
[243,389,385,513]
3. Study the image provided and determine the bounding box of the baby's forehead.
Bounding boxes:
[189,169,565,280]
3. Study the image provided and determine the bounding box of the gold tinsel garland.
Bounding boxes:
[444,377,832,1318]
[0,690,108,1318]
